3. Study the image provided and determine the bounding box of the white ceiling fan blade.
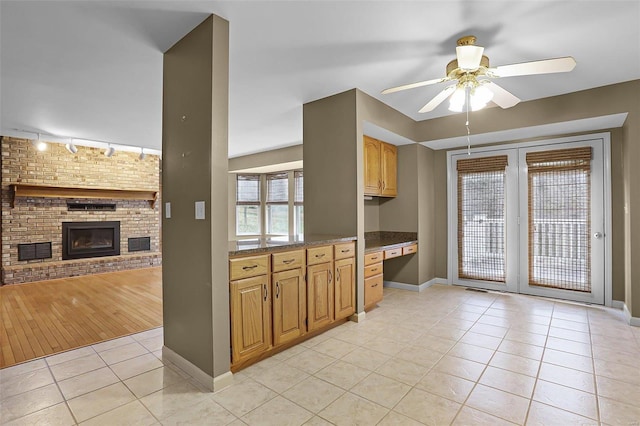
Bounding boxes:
[484,82,520,108]
[418,85,456,113]
[382,77,450,95]
[456,45,484,70]
[491,56,576,78]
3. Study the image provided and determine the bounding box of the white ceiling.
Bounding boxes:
[1,1,639,158]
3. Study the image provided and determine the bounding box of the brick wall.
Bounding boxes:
[1,137,161,284]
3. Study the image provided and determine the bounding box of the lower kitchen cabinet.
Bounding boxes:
[230,274,271,364]
[272,268,306,346]
[364,250,384,310]
[229,240,356,370]
[307,261,334,332]
[334,257,355,320]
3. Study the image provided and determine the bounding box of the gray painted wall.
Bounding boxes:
[162,14,230,380]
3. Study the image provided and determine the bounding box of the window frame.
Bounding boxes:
[234,169,303,239]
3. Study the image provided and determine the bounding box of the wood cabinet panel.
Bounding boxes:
[334,242,355,260]
[364,136,397,197]
[334,257,355,320]
[230,275,271,364]
[384,248,402,259]
[230,254,269,280]
[272,268,306,345]
[307,245,333,266]
[364,274,384,309]
[364,136,382,195]
[402,244,418,255]
[364,251,383,266]
[307,262,334,331]
[364,262,383,278]
[380,142,397,197]
[272,250,305,273]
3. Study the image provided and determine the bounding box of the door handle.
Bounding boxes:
[593,232,603,239]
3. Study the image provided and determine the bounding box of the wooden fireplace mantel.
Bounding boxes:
[10,183,158,208]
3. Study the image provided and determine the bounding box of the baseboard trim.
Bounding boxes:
[622,303,640,327]
[611,300,625,310]
[162,346,234,392]
[349,311,366,323]
[433,277,449,285]
[384,277,440,292]
[213,371,234,391]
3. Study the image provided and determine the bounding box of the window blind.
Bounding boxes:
[526,147,592,292]
[457,155,508,283]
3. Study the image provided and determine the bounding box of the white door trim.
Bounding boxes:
[447,132,612,306]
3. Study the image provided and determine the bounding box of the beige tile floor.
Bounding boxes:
[2,284,640,425]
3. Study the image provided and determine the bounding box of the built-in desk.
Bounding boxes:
[363,232,418,309]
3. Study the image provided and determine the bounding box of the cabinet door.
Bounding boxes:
[334,257,355,320]
[364,136,382,195]
[381,142,397,197]
[230,275,271,364]
[307,262,334,331]
[272,268,306,346]
[364,274,384,309]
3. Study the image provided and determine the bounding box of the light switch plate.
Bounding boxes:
[195,201,205,220]
[165,202,171,219]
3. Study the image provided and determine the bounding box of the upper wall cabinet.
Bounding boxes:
[364,135,397,197]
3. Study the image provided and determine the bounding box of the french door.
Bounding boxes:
[449,137,608,304]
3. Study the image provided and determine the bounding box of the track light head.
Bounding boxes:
[32,134,47,151]
[65,143,78,154]
[139,148,146,160]
[104,146,115,157]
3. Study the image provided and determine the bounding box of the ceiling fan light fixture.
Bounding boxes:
[456,45,484,70]
[472,84,494,105]
[448,87,466,112]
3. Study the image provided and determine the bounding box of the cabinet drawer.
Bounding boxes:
[364,275,384,307]
[364,262,383,278]
[307,245,333,265]
[384,248,402,259]
[272,250,305,272]
[402,244,418,255]
[334,242,355,260]
[364,251,383,266]
[229,255,269,280]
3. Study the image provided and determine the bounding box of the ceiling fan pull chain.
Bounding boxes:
[465,87,471,155]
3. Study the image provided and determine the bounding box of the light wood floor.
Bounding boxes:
[0,267,162,369]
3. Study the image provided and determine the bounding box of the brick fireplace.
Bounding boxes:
[1,137,161,284]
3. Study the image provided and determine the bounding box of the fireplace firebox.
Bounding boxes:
[62,221,120,260]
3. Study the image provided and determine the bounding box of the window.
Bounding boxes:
[235,174,260,235]
[266,172,289,235]
[294,171,304,236]
[235,170,303,238]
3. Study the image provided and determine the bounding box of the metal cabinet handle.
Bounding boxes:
[276,282,280,298]
[371,268,378,272]
[370,256,378,260]
[341,249,350,253]
[242,264,258,271]
[329,271,332,283]
[315,253,325,258]
[282,258,295,264]
[337,270,341,281]
[372,283,378,287]
[263,284,268,301]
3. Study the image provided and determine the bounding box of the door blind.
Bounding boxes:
[526,147,592,291]
[457,155,508,282]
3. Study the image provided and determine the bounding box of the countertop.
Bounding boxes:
[229,234,356,256]
[364,231,418,253]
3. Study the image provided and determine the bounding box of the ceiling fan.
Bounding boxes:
[382,35,576,113]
